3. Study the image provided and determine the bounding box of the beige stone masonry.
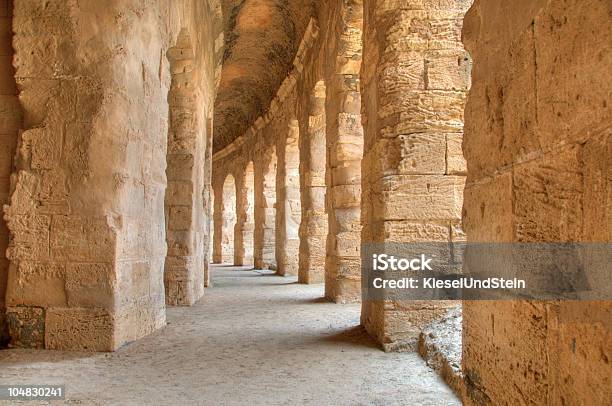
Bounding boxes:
[360,0,470,350]
[3,0,222,350]
[461,1,611,404]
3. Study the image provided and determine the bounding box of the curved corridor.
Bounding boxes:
[0,265,459,405]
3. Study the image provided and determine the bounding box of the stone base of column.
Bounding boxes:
[362,300,458,352]
[298,265,324,284]
[5,306,124,351]
[325,255,361,303]
[165,257,205,306]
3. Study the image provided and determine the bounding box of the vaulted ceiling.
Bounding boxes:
[213,0,313,152]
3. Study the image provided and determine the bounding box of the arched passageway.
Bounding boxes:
[0,1,609,405]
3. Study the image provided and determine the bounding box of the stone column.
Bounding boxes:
[202,116,214,287]
[324,1,364,303]
[212,180,223,264]
[461,1,611,404]
[234,162,255,266]
[276,120,301,276]
[3,1,176,350]
[254,147,277,269]
[164,30,206,306]
[360,0,470,350]
[298,81,327,284]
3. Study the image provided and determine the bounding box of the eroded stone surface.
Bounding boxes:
[418,305,465,400]
[360,0,470,349]
[4,0,223,350]
[461,1,612,404]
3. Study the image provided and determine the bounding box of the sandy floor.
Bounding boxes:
[0,265,460,406]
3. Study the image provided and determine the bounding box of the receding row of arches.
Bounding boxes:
[213,106,319,278]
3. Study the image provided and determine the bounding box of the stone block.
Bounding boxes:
[166,181,194,206]
[167,230,194,256]
[45,308,114,351]
[5,306,44,348]
[425,49,471,91]
[382,221,450,242]
[398,133,446,174]
[373,175,464,222]
[65,263,114,309]
[6,214,51,261]
[6,262,66,307]
[379,90,465,137]
[513,145,583,242]
[169,206,192,231]
[50,216,116,262]
[166,153,194,181]
[332,184,361,207]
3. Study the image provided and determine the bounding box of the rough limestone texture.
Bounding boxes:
[3,0,222,350]
[164,29,209,306]
[275,118,301,276]
[360,0,471,350]
[323,0,364,304]
[0,0,18,348]
[461,0,611,404]
[298,81,327,284]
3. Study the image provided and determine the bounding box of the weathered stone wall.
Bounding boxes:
[461,1,611,404]
[0,0,18,348]
[4,0,222,350]
[360,0,470,350]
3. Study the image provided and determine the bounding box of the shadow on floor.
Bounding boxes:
[321,325,380,349]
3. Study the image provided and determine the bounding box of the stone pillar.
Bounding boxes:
[0,0,19,347]
[254,147,277,269]
[212,179,223,264]
[461,1,611,404]
[164,30,206,306]
[298,81,327,284]
[360,0,470,350]
[202,116,214,287]
[276,120,301,276]
[234,162,255,266]
[324,1,364,303]
[3,1,175,350]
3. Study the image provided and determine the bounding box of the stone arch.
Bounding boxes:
[164,28,206,306]
[276,118,302,276]
[221,174,237,264]
[235,161,255,266]
[254,146,277,270]
[299,80,328,283]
